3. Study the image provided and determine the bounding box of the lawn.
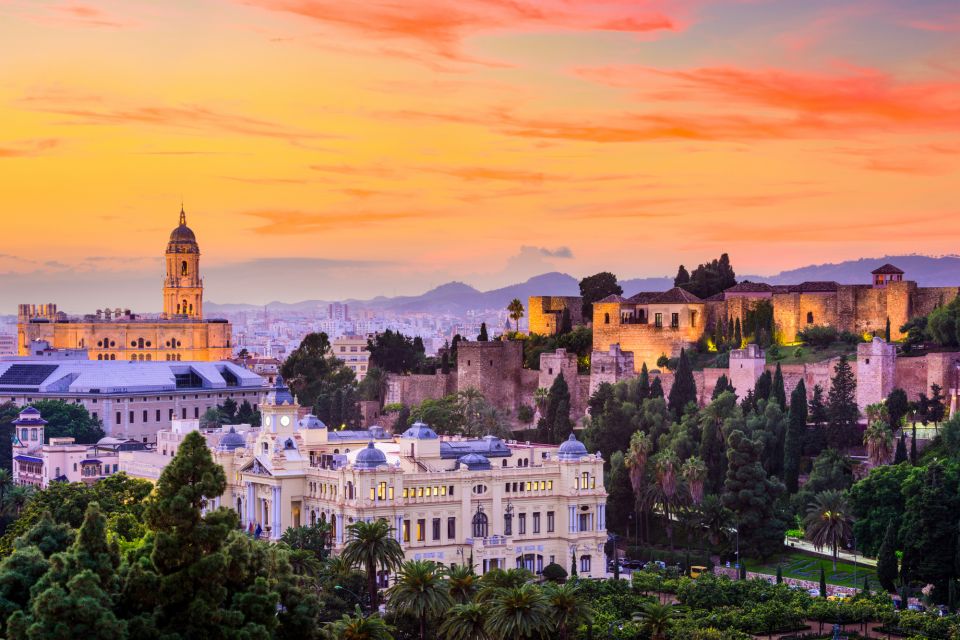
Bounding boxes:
[746,551,877,589]
[766,342,858,366]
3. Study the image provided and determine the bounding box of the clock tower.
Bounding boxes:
[260,375,299,434]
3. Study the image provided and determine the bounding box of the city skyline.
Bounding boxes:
[2,0,960,309]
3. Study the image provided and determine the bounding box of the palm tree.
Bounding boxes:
[648,450,684,551]
[803,490,853,571]
[507,299,525,332]
[439,602,490,640]
[864,420,894,467]
[477,567,532,602]
[446,563,478,604]
[533,388,549,413]
[324,606,394,640]
[632,601,684,640]
[341,519,405,611]
[485,583,551,640]
[625,430,652,540]
[388,560,452,640]
[681,456,707,505]
[4,484,33,517]
[696,495,732,550]
[544,581,592,640]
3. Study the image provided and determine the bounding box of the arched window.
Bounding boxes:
[137,338,144,348]
[181,260,188,276]
[97,354,103,360]
[145,354,151,361]
[110,354,116,360]
[182,300,188,314]
[472,510,488,538]
[604,313,610,324]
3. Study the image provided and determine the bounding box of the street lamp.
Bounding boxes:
[334,585,365,613]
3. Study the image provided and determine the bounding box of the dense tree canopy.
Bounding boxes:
[578,272,622,322]
[677,254,736,300]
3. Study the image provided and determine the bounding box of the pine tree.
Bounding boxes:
[894,433,908,464]
[734,318,742,348]
[826,356,859,448]
[783,379,807,493]
[771,364,787,411]
[477,323,489,341]
[650,377,664,399]
[876,520,899,592]
[668,349,698,420]
[722,430,786,560]
[886,388,910,431]
[929,384,946,424]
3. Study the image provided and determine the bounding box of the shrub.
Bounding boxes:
[517,404,535,424]
[797,325,838,348]
[541,561,567,582]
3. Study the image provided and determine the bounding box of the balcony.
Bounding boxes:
[466,535,509,547]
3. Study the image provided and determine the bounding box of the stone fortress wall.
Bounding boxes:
[528,296,583,336]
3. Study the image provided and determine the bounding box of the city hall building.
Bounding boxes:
[122,377,610,578]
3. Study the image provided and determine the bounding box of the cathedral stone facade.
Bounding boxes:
[18,208,232,362]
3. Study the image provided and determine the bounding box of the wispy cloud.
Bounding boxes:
[240,0,682,65]
[0,138,60,158]
[243,209,434,234]
[20,91,329,144]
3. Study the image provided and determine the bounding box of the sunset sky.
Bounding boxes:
[2,0,959,311]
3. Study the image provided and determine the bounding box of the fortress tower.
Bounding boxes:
[163,207,203,319]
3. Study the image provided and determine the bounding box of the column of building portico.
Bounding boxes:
[271,486,281,540]
[246,483,255,529]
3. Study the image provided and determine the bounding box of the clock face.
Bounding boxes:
[265,416,272,427]
[280,415,291,427]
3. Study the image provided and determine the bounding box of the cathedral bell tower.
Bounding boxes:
[163,206,203,319]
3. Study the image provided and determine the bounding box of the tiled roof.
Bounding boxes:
[724,281,774,293]
[792,281,840,293]
[871,263,904,275]
[597,294,628,303]
[627,292,661,304]
[651,287,703,304]
[704,292,726,302]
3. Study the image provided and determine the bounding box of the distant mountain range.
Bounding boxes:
[205,255,960,315]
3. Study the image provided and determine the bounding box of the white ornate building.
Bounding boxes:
[122,376,610,579]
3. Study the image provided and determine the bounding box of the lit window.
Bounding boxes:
[403,488,409,498]
[440,485,447,496]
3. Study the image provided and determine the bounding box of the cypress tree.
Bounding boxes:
[910,425,918,465]
[739,563,747,580]
[863,575,871,595]
[771,363,787,410]
[722,430,786,561]
[753,370,772,403]
[808,384,827,427]
[477,323,489,341]
[650,377,664,399]
[776,565,783,584]
[894,433,908,464]
[440,351,450,374]
[637,363,651,401]
[541,373,572,444]
[712,375,731,400]
[674,264,690,287]
[783,379,807,493]
[885,317,891,342]
[876,520,899,592]
[570,550,577,577]
[819,565,827,598]
[668,349,697,420]
[734,318,742,347]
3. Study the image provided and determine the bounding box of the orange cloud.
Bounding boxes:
[0,138,60,158]
[241,0,681,64]
[244,209,434,234]
[20,92,328,144]
[574,64,960,135]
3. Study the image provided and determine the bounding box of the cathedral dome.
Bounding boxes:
[167,207,199,253]
[354,441,387,469]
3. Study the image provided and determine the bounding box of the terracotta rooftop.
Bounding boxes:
[626,292,662,304]
[652,287,704,304]
[597,294,629,303]
[724,281,775,294]
[871,263,904,275]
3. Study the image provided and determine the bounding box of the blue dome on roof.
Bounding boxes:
[298,414,326,430]
[354,442,387,469]
[266,375,295,406]
[558,433,588,460]
[457,453,491,471]
[217,427,246,451]
[402,422,438,440]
